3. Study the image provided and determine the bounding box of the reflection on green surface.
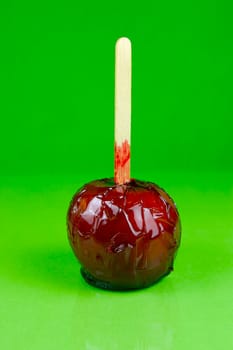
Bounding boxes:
[0,172,232,349]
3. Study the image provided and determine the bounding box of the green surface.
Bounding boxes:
[0,1,233,349]
[0,172,233,349]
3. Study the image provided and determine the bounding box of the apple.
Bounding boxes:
[67,178,181,289]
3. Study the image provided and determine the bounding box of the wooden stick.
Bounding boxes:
[114,37,132,185]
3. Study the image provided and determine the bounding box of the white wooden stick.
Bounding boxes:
[114,37,132,184]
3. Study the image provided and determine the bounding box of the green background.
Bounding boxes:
[0,1,232,349]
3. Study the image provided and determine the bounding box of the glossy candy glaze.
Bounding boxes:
[67,178,181,290]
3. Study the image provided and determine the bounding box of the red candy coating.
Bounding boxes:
[67,178,181,290]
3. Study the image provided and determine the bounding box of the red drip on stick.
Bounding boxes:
[114,140,130,184]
